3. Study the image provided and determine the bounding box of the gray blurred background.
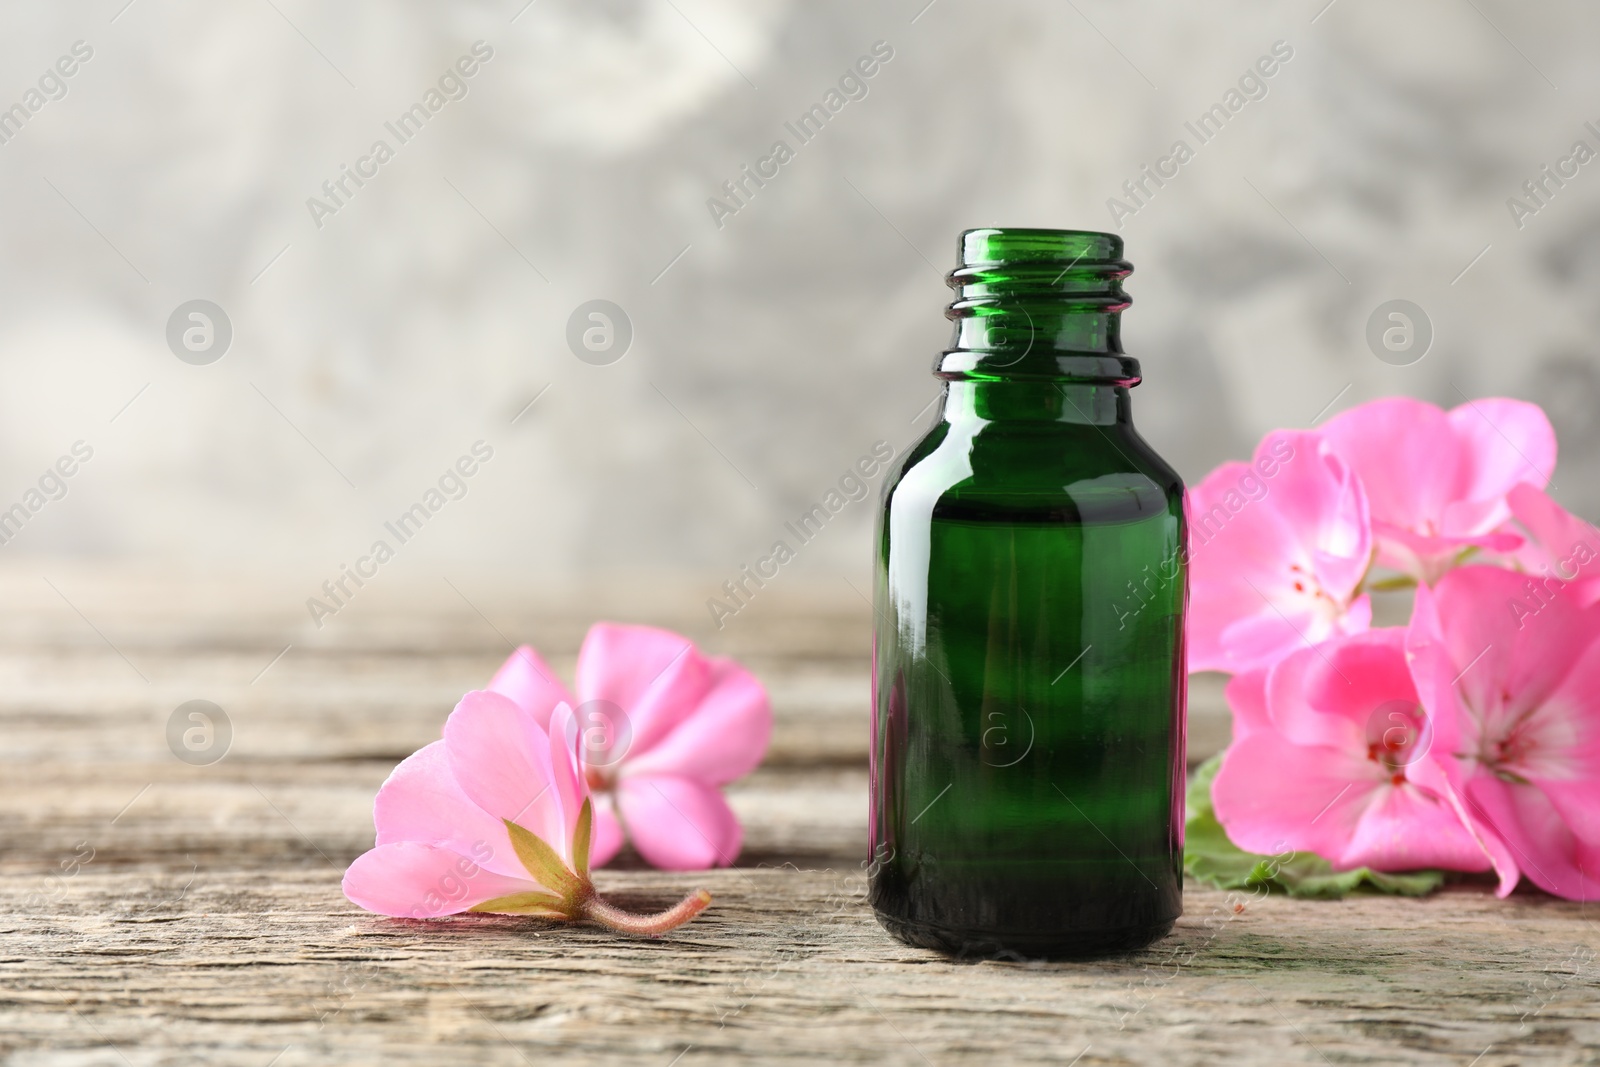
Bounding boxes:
[2,0,1597,628]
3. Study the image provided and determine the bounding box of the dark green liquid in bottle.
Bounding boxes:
[870,229,1186,959]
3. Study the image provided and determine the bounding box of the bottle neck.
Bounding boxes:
[941,380,1130,425]
[939,229,1140,386]
[950,308,1122,357]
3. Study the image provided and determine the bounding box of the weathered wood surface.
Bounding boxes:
[1,567,1596,1065]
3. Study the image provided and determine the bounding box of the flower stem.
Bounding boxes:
[581,889,712,936]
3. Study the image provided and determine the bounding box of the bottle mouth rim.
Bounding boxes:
[957,228,1124,269]
[961,226,1119,238]
[949,228,1131,310]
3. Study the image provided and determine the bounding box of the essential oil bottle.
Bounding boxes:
[869,228,1187,959]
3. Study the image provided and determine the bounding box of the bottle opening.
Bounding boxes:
[942,228,1139,384]
[958,228,1124,271]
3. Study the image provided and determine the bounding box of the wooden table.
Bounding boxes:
[3,567,1596,1064]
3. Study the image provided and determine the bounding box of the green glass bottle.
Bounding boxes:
[869,228,1187,959]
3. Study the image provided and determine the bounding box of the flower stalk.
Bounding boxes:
[581,889,713,935]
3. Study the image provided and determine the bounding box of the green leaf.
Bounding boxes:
[502,818,582,898]
[470,891,568,917]
[1184,753,1446,899]
[573,797,593,883]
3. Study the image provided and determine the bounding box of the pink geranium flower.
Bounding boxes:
[1318,397,1556,583]
[486,623,771,870]
[1212,627,1493,873]
[1188,430,1373,674]
[1408,565,1600,900]
[342,696,712,932]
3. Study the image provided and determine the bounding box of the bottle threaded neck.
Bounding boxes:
[942,228,1139,384]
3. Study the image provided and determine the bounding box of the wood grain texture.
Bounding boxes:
[1,567,1595,1065]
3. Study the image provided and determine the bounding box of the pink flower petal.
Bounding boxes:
[1521,639,1600,825]
[1216,730,1488,872]
[1263,640,1365,752]
[1211,734,1378,860]
[1430,566,1598,728]
[617,775,742,870]
[588,794,625,868]
[442,690,568,862]
[488,645,576,731]
[1506,484,1600,605]
[1402,580,1463,759]
[1187,431,1371,674]
[545,702,588,848]
[622,657,772,784]
[1190,460,1303,561]
[342,841,535,917]
[576,622,696,718]
[1337,774,1494,873]
[1539,779,1600,851]
[372,740,524,879]
[1320,397,1459,535]
[1287,451,1372,599]
[1319,396,1555,580]
[1301,628,1416,721]
[1223,668,1271,742]
[1213,609,1330,672]
[1186,583,1276,673]
[1344,593,1373,633]
[576,623,708,756]
[1508,483,1597,560]
[1461,775,1600,900]
[1446,398,1557,525]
